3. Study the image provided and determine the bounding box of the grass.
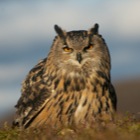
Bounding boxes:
[0,113,140,140]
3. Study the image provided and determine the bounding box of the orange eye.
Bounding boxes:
[88,44,93,49]
[84,44,93,51]
[63,47,73,53]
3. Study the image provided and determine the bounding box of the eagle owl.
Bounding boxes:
[13,23,117,129]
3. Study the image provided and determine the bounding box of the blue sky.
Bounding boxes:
[0,0,140,117]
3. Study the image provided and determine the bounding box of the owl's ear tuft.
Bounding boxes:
[88,23,99,35]
[54,25,66,38]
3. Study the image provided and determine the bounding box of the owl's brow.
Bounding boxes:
[57,33,67,46]
[88,34,94,46]
[62,36,68,47]
[65,31,89,47]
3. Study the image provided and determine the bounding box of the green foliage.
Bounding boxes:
[0,122,19,140]
[0,114,140,140]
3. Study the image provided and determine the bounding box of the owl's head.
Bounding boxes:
[50,24,111,76]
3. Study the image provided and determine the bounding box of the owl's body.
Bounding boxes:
[13,24,117,129]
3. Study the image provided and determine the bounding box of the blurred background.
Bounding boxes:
[0,0,140,124]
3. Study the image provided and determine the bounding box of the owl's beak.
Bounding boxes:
[76,52,82,63]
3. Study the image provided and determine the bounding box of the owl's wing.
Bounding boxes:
[13,58,52,128]
[109,83,117,111]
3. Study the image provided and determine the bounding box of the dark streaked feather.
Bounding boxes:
[13,58,51,128]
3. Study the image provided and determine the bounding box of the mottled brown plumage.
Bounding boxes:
[13,23,117,129]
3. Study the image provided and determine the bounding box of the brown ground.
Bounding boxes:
[114,78,140,119]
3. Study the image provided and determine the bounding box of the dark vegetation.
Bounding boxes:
[0,114,140,140]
